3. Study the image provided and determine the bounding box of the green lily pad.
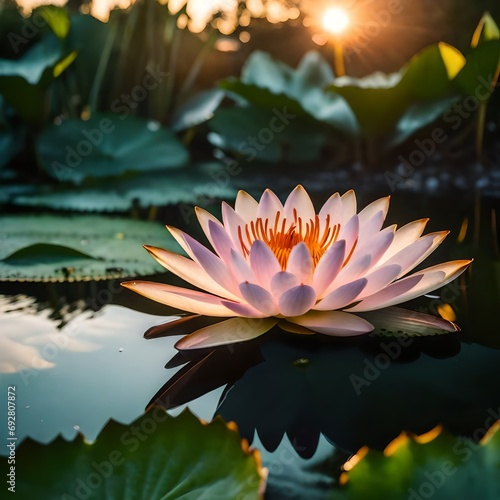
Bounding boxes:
[0,34,75,123]
[36,114,189,183]
[0,214,180,282]
[330,425,500,500]
[219,51,358,135]
[12,163,237,212]
[4,409,265,499]
[209,105,328,163]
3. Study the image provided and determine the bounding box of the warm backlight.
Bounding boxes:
[322,7,350,35]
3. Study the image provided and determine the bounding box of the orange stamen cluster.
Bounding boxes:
[238,210,339,269]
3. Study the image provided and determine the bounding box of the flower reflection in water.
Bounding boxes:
[138,308,500,460]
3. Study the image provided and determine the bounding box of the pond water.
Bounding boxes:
[1,185,499,498]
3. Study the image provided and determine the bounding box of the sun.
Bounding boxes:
[322,7,350,35]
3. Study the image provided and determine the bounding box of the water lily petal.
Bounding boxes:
[208,219,236,263]
[195,206,223,247]
[239,282,279,316]
[288,310,374,336]
[364,259,470,309]
[222,201,250,252]
[271,271,300,297]
[221,300,268,318]
[318,192,343,232]
[235,190,259,222]
[337,214,359,257]
[286,242,313,284]
[355,225,395,268]
[258,188,283,221]
[347,274,424,312]
[175,317,277,349]
[250,240,282,289]
[377,231,449,279]
[284,185,315,225]
[333,254,372,289]
[358,264,402,298]
[315,277,367,310]
[312,239,346,298]
[143,245,240,301]
[279,284,317,316]
[340,189,357,223]
[229,249,256,283]
[168,227,240,295]
[121,281,233,316]
[357,210,386,245]
[379,218,429,264]
[358,196,390,229]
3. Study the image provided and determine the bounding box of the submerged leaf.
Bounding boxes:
[3,410,265,499]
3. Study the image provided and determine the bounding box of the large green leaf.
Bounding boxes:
[329,425,500,499]
[4,410,265,499]
[171,89,225,131]
[328,42,465,138]
[455,12,500,98]
[36,114,189,183]
[209,106,328,163]
[12,163,236,212]
[219,51,358,135]
[0,34,75,122]
[0,214,180,282]
[36,5,71,40]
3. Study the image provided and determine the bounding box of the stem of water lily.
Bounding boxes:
[333,40,345,77]
[475,101,487,160]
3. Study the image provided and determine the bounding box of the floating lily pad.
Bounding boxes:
[4,410,265,499]
[330,424,500,500]
[36,114,189,183]
[359,306,458,337]
[12,163,237,212]
[0,214,180,282]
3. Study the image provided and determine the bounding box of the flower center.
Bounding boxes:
[237,210,340,269]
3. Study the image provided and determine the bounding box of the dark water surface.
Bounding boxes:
[1,187,499,496]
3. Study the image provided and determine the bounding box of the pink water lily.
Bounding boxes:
[122,186,471,349]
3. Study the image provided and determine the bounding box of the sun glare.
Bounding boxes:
[322,7,350,35]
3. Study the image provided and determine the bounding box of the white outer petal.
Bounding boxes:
[175,317,277,349]
[288,310,374,336]
[121,281,234,316]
